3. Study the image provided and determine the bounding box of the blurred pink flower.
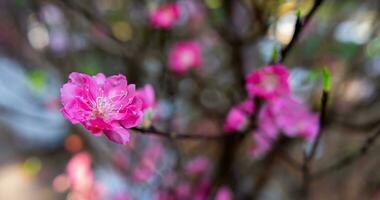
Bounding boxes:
[193,179,212,200]
[113,193,132,200]
[133,143,163,182]
[136,84,156,110]
[66,152,104,200]
[257,104,279,139]
[251,131,273,158]
[149,3,180,29]
[246,64,290,100]
[215,186,233,200]
[185,156,210,175]
[224,99,255,133]
[175,182,191,199]
[66,152,93,192]
[270,96,319,141]
[250,104,278,158]
[60,72,144,144]
[224,107,248,133]
[169,41,202,74]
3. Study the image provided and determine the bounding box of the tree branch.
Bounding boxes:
[280,0,324,62]
[130,126,232,140]
[312,125,380,179]
[301,90,329,197]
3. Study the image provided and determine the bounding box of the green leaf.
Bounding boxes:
[271,48,279,63]
[296,9,302,18]
[322,66,331,92]
[28,70,46,91]
[23,157,42,176]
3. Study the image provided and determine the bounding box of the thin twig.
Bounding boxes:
[130,126,231,140]
[313,125,380,179]
[280,0,324,62]
[308,91,329,161]
[301,90,329,197]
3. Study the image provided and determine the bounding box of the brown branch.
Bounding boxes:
[58,0,136,60]
[130,126,232,140]
[301,90,329,197]
[312,125,380,179]
[280,0,324,62]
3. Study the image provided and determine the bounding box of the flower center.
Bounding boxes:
[261,74,278,91]
[180,50,194,66]
[93,97,112,118]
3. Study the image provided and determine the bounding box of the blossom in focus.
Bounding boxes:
[136,84,156,110]
[270,96,319,141]
[246,64,290,100]
[224,99,255,133]
[60,72,143,144]
[169,41,202,74]
[215,186,233,200]
[149,3,180,29]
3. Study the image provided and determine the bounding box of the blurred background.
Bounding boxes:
[0,0,379,199]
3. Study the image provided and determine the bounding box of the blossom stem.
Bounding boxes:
[131,126,230,140]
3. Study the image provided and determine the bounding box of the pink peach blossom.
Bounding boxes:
[60,72,143,144]
[66,152,93,192]
[236,99,255,115]
[133,143,163,182]
[246,64,290,100]
[256,104,279,139]
[149,3,180,29]
[251,131,273,158]
[270,96,319,141]
[175,182,191,199]
[215,186,233,200]
[169,41,202,74]
[223,107,248,133]
[66,152,104,200]
[185,156,210,175]
[136,84,156,110]
[224,99,255,133]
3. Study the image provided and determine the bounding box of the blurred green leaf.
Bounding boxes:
[23,157,42,176]
[28,70,46,91]
[322,66,331,92]
[296,9,302,18]
[205,0,222,9]
[366,37,380,58]
[271,48,279,63]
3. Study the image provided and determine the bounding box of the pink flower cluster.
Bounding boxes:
[224,64,319,158]
[184,156,210,175]
[245,65,319,157]
[215,186,233,200]
[133,143,163,182]
[149,3,180,29]
[169,41,203,75]
[60,72,155,144]
[65,152,104,200]
[224,99,255,133]
[246,64,290,100]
